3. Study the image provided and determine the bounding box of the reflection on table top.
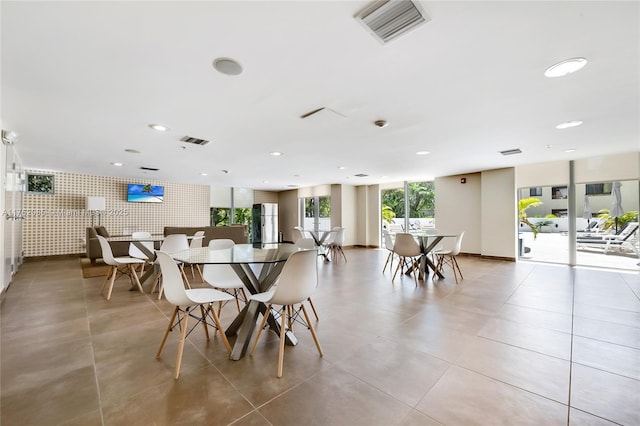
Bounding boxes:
[172,243,302,264]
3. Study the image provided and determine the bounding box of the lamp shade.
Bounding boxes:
[86,196,106,211]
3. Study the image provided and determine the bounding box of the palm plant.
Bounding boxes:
[518,197,543,239]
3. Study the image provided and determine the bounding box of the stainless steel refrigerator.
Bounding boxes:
[251,203,279,244]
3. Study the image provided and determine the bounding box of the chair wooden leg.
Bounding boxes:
[250,304,272,355]
[196,265,204,282]
[301,303,323,356]
[179,265,191,289]
[101,267,113,294]
[277,306,287,378]
[157,306,178,359]
[307,297,319,321]
[392,256,404,282]
[105,266,118,300]
[174,308,189,379]
[207,304,231,353]
[129,264,144,293]
[383,252,393,272]
[239,288,248,305]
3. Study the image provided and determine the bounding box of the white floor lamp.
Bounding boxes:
[86,196,106,227]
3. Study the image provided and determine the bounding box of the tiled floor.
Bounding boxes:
[1,249,639,426]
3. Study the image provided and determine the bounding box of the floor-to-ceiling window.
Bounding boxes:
[300,196,331,231]
[381,181,435,236]
[516,155,639,271]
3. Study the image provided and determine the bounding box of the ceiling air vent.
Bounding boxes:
[140,166,159,171]
[356,0,431,44]
[500,148,522,156]
[180,136,210,146]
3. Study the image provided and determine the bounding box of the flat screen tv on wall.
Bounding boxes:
[127,184,164,203]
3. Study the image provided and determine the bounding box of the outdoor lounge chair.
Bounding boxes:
[577,222,639,255]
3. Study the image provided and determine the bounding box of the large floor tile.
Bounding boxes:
[336,337,451,406]
[455,337,570,403]
[572,335,640,380]
[573,316,640,349]
[570,363,640,426]
[478,317,572,359]
[258,366,412,426]
[415,366,569,425]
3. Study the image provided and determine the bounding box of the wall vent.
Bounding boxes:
[500,148,522,156]
[180,136,210,146]
[356,0,430,44]
[140,166,159,171]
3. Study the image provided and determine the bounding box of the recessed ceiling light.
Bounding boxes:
[213,57,243,76]
[287,184,299,188]
[293,174,301,178]
[416,151,430,155]
[545,144,553,149]
[556,120,583,129]
[544,57,587,77]
[269,151,283,156]
[124,148,140,154]
[221,169,229,174]
[263,180,269,184]
[111,162,124,166]
[564,148,576,153]
[148,124,169,132]
[337,166,346,170]
[200,173,208,176]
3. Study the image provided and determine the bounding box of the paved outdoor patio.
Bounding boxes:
[520,232,639,271]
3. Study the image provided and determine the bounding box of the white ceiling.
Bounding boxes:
[2,1,638,191]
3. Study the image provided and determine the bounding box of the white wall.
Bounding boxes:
[481,168,516,258]
[277,189,298,243]
[342,185,357,246]
[517,161,569,188]
[435,173,482,255]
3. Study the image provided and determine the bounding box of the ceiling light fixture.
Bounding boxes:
[148,124,169,132]
[111,162,124,166]
[374,120,388,128]
[337,166,346,170]
[544,57,587,77]
[200,173,208,176]
[556,120,583,129]
[213,57,243,76]
[416,151,430,155]
[269,151,283,156]
[564,148,576,153]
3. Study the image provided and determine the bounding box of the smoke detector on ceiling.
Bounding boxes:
[356,0,431,44]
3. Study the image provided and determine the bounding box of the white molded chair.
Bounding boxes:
[154,251,234,379]
[151,234,190,298]
[202,239,248,315]
[128,231,154,274]
[327,227,347,262]
[293,238,321,320]
[188,230,205,280]
[382,230,397,273]
[433,231,465,283]
[96,235,145,300]
[291,227,304,243]
[392,233,421,285]
[248,249,323,378]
